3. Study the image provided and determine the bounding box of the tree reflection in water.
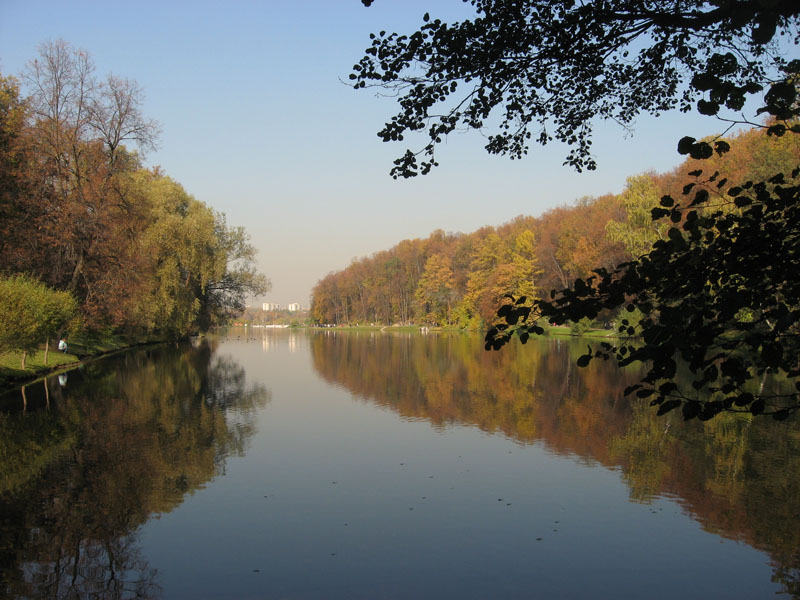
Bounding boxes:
[0,340,269,599]
[310,330,800,598]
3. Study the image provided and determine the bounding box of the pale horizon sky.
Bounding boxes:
[1,0,746,306]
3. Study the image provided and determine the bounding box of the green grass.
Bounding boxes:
[66,330,144,356]
[0,348,79,383]
[547,325,620,338]
[0,330,167,389]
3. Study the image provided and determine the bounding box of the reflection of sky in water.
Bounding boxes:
[136,330,782,600]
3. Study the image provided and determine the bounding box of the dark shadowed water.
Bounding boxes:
[2,329,799,599]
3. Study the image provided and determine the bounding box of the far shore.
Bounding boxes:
[234,322,621,339]
[2,323,622,392]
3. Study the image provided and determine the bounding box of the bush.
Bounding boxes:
[570,317,593,336]
[0,275,79,368]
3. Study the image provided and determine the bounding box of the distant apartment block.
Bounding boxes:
[262,302,282,311]
[287,303,302,312]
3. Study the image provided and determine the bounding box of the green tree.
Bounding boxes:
[134,172,269,335]
[606,174,670,258]
[134,173,221,335]
[197,214,270,330]
[0,274,78,369]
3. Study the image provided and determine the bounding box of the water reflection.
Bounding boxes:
[254,330,302,352]
[0,341,269,599]
[309,331,800,598]
[3,331,799,598]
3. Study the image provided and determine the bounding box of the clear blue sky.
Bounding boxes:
[1,0,736,306]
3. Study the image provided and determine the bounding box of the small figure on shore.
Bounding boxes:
[58,338,68,353]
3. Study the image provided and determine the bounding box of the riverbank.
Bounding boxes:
[307,323,619,338]
[0,332,171,392]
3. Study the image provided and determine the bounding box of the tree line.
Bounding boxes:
[311,124,799,328]
[0,41,268,354]
[352,0,800,421]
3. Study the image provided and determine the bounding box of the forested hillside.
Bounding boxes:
[311,125,800,327]
[0,42,268,339]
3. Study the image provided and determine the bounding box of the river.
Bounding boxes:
[1,328,798,599]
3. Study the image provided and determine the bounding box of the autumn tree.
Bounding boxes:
[505,230,539,299]
[358,1,800,420]
[310,124,796,334]
[664,123,800,196]
[19,40,159,321]
[414,253,456,324]
[0,74,33,274]
[534,207,572,291]
[552,195,627,282]
[310,273,340,324]
[488,161,800,420]
[2,43,269,337]
[458,231,507,323]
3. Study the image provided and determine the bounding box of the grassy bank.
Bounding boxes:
[0,331,168,391]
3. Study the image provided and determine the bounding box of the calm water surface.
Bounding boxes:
[1,329,799,599]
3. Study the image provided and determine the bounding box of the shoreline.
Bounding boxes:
[298,324,620,338]
[0,336,175,394]
[1,325,622,392]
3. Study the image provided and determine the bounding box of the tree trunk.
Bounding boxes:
[549,249,569,289]
[21,351,27,370]
[68,251,85,293]
[44,337,50,365]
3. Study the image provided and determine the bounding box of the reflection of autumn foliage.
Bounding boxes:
[310,332,800,597]
[0,342,269,599]
[310,331,639,455]
[612,406,800,597]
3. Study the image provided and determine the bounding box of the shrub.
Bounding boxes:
[0,275,79,369]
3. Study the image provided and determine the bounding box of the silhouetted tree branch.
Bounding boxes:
[355,0,798,177]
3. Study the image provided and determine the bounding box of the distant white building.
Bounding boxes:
[262,302,282,311]
[287,303,302,312]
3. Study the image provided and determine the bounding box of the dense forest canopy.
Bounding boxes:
[311,125,800,329]
[0,41,268,338]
